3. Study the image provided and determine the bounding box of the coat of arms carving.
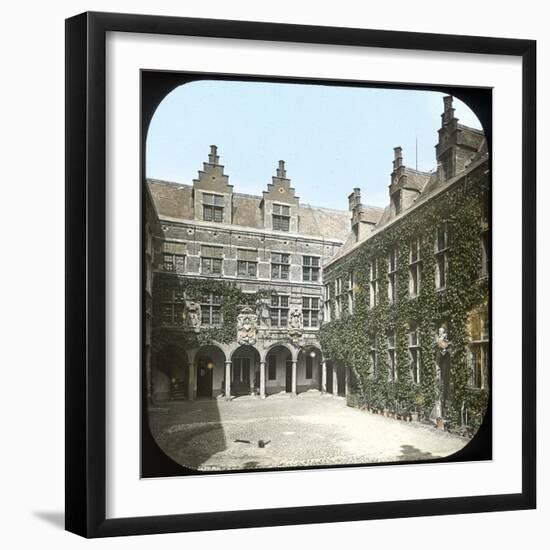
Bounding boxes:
[185,300,202,333]
[288,307,304,347]
[237,306,258,345]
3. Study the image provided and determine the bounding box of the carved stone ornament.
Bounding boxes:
[237,306,258,345]
[288,307,304,346]
[255,296,271,328]
[185,300,202,333]
[435,326,450,355]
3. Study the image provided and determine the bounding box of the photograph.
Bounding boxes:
[142,77,491,475]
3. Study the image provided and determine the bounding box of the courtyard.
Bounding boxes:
[147,392,469,471]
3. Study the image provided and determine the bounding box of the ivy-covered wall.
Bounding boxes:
[152,276,268,353]
[319,164,490,436]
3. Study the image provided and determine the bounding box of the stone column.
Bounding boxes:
[332,365,338,396]
[188,363,196,401]
[187,349,197,401]
[345,366,350,398]
[249,362,255,395]
[259,360,266,399]
[291,360,297,396]
[321,360,327,394]
[224,361,232,400]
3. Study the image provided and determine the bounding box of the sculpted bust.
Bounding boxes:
[435,326,450,355]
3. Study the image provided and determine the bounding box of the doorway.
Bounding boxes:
[196,356,214,398]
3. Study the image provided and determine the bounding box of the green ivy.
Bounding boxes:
[320,167,489,435]
[152,277,269,351]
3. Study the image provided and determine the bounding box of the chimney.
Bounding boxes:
[276,160,287,179]
[393,146,403,172]
[348,188,361,211]
[441,96,456,127]
[208,144,220,165]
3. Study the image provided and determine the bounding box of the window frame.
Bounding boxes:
[202,192,224,223]
[409,236,422,297]
[201,245,223,276]
[270,294,290,327]
[159,287,186,327]
[271,252,290,280]
[434,222,450,290]
[302,296,320,328]
[302,255,321,282]
[272,203,291,232]
[387,247,397,304]
[200,292,223,326]
[408,324,421,384]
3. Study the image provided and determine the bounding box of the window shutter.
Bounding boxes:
[202,245,223,258]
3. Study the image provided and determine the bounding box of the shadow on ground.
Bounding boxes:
[399,444,435,460]
[147,399,227,472]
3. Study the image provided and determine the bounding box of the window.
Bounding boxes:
[409,324,421,384]
[272,203,290,231]
[237,248,257,278]
[388,331,397,381]
[387,247,397,304]
[302,296,320,328]
[201,245,223,275]
[468,308,489,389]
[348,271,355,314]
[369,336,377,377]
[162,242,186,273]
[268,355,277,380]
[202,193,224,223]
[302,255,320,282]
[160,287,185,326]
[434,223,449,290]
[270,294,289,327]
[324,283,332,322]
[334,277,343,319]
[271,252,290,279]
[200,293,222,326]
[369,259,379,307]
[305,355,313,379]
[409,237,422,297]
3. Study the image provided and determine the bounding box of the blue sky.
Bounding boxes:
[146,81,482,211]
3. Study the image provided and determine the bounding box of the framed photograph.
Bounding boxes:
[65,11,536,538]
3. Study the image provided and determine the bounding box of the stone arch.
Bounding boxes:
[194,343,227,398]
[261,341,297,362]
[297,344,324,393]
[230,344,262,396]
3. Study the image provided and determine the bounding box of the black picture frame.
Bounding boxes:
[65,11,536,538]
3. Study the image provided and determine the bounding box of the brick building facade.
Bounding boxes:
[145,146,359,401]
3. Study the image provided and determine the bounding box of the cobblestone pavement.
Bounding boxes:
[147,391,468,471]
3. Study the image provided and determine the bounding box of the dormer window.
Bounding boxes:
[272,203,290,231]
[202,193,224,223]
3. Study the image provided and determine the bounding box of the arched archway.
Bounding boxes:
[230,345,261,396]
[195,344,226,399]
[155,344,189,400]
[265,344,294,395]
[297,345,323,394]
